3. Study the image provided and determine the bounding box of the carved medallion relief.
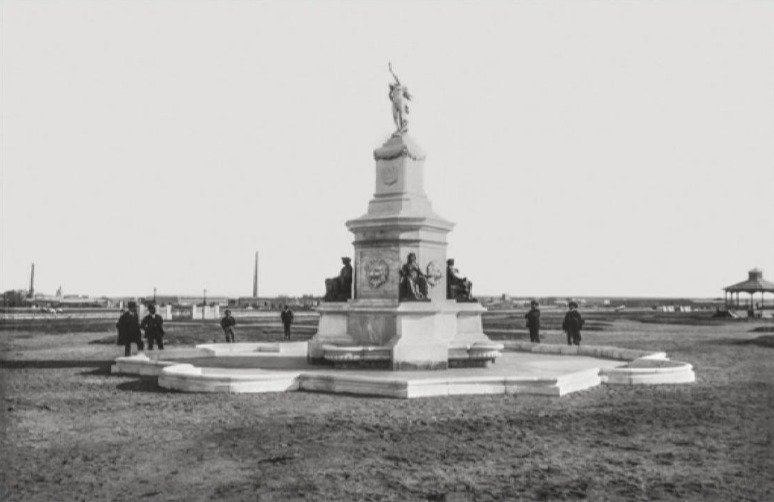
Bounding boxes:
[425,260,444,288]
[365,258,390,289]
[381,165,399,186]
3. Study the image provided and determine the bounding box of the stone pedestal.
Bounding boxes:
[347,134,454,304]
[308,133,500,370]
[308,299,492,370]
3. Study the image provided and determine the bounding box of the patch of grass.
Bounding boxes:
[1,319,116,334]
[735,335,774,348]
[89,319,318,346]
[3,314,774,501]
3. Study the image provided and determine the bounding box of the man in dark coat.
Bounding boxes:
[220,309,236,343]
[562,301,585,346]
[280,305,294,340]
[116,301,143,356]
[525,300,541,343]
[141,304,165,350]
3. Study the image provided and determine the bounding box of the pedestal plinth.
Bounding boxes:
[308,133,501,370]
[346,134,454,304]
[308,299,493,370]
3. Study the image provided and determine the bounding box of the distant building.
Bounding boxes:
[723,268,774,310]
[145,295,230,307]
[24,293,108,308]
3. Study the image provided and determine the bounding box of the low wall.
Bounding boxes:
[501,341,667,361]
[1,309,122,321]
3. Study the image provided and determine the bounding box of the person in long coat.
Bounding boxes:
[220,309,236,343]
[525,300,541,343]
[280,305,294,340]
[141,304,165,350]
[562,301,585,346]
[116,301,143,356]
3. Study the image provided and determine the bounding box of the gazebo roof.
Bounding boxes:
[724,268,774,292]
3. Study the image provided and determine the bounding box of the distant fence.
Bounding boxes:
[0,308,122,321]
[1,307,321,323]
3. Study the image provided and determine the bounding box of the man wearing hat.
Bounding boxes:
[220,309,236,343]
[525,300,541,343]
[141,304,165,350]
[116,301,143,356]
[562,301,585,346]
[280,305,294,340]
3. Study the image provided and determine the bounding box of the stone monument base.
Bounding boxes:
[308,299,501,370]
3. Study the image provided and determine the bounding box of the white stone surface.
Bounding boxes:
[601,360,696,385]
[159,364,301,393]
[114,343,674,398]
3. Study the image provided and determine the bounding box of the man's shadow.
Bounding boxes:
[0,358,175,393]
[0,359,112,374]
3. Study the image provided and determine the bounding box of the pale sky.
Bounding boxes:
[2,1,773,299]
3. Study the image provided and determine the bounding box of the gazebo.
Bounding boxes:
[723,268,774,310]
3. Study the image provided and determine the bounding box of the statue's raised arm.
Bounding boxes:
[389,62,401,85]
[388,62,411,136]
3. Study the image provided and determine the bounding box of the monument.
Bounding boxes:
[308,65,502,370]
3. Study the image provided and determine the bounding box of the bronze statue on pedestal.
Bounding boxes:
[399,253,429,301]
[324,257,353,302]
[446,258,474,302]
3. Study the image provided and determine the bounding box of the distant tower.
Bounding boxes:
[28,263,35,298]
[252,252,259,297]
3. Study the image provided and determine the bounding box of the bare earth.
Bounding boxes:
[1,312,773,501]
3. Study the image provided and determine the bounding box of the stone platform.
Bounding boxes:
[111,342,695,399]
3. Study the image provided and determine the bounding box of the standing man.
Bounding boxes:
[525,300,541,343]
[280,305,294,341]
[141,304,165,350]
[220,309,236,343]
[116,301,143,356]
[562,301,585,346]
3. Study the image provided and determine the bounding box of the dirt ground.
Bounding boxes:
[1,312,773,501]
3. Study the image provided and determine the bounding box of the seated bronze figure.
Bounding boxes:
[446,258,474,302]
[399,253,430,301]
[324,257,353,302]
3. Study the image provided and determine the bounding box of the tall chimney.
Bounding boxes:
[28,263,35,297]
[253,252,259,298]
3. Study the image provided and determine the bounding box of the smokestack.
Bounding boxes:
[253,252,259,298]
[28,263,35,298]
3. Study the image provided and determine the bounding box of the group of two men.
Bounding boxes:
[218,305,295,343]
[116,303,296,356]
[525,301,585,346]
[115,301,165,356]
